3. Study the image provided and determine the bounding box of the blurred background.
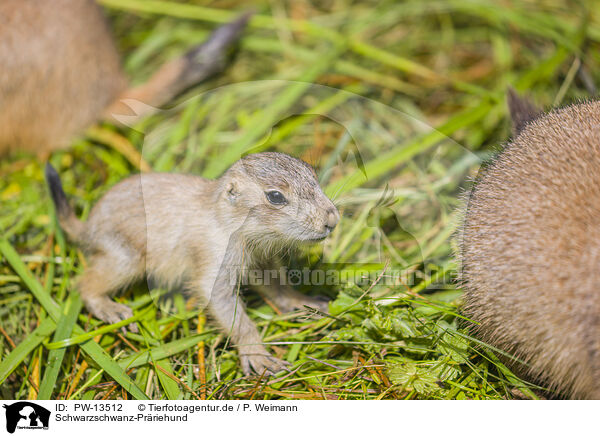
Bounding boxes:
[1,0,598,400]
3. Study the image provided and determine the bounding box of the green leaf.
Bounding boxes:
[387,360,440,395]
[436,321,470,364]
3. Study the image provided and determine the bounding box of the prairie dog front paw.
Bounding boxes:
[239,346,289,375]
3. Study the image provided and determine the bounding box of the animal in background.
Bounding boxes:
[458,89,600,399]
[0,0,249,157]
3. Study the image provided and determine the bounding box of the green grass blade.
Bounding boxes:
[0,318,56,385]
[154,358,181,400]
[202,47,343,178]
[37,292,82,399]
[325,102,493,197]
[45,305,153,349]
[0,238,61,320]
[119,333,209,369]
[77,341,149,399]
[257,85,362,152]
[0,238,149,400]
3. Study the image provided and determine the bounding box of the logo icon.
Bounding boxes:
[2,402,50,434]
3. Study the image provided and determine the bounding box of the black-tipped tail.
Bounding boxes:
[45,163,70,217]
[45,163,83,241]
[179,12,252,88]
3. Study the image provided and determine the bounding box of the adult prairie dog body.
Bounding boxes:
[0,0,248,156]
[46,152,340,374]
[460,92,600,399]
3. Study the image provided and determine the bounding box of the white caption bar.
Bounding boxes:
[0,400,597,436]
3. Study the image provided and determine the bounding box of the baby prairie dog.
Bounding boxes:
[0,0,248,156]
[459,90,600,399]
[45,152,340,375]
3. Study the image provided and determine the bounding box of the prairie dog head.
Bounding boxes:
[220,152,339,244]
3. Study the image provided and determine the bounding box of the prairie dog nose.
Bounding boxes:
[325,207,340,231]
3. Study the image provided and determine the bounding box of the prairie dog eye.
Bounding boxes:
[266,190,287,205]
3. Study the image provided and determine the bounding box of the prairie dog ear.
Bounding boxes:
[507,87,541,136]
[226,181,240,204]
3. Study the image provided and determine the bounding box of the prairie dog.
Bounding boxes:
[0,0,248,156]
[45,152,340,375]
[459,91,600,399]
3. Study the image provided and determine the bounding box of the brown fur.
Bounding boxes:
[0,0,248,157]
[46,152,339,375]
[459,94,600,399]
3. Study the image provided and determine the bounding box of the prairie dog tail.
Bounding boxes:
[44,163,85,241]
[103,12,251,122]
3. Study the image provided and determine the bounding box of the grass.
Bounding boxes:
[1,0,598,400]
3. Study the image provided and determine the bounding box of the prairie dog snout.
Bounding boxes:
[46,152,339,375]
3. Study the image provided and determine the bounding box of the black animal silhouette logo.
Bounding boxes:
[2,402,50,433]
